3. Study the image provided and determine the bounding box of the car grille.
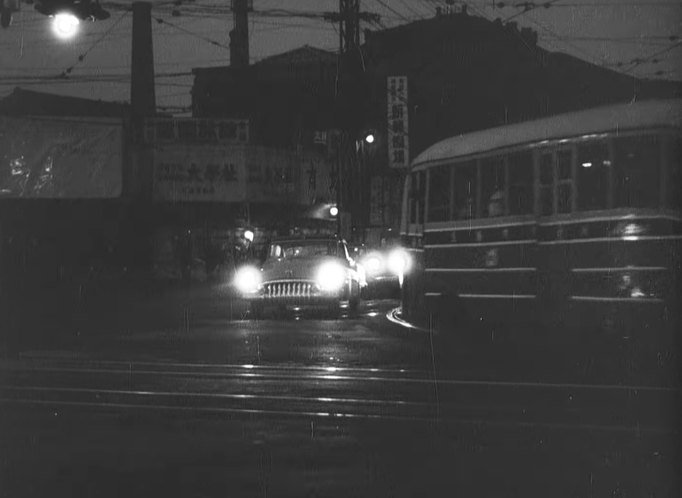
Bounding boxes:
[264,281,315,298]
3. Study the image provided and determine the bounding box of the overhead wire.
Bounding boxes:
[56,7,131,79]
[504,0,564,22]
[621,40,682,73]
[152,15,231,51]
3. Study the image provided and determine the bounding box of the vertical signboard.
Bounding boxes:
[387,76,409,169]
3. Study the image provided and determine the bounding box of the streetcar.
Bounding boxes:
[399,99,681,355]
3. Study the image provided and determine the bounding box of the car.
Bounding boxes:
[353,243,411,298]
[233,237,366,317]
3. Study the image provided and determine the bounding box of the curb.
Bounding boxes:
[386,307,430,332]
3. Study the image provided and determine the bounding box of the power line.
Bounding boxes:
[504,0,563,22]
[518,12,611,67]
[153,15,231,51]
[622,40,682,73]
[507,2,681,7]
[396,0,426,19]
[372,0,414,23]
[57,8,131,79]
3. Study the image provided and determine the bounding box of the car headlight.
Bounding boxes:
[362,253,384,275]
[234,266,262,294]
[316,262,346,291]
[387,248,411,276]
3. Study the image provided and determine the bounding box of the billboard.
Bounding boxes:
[144,117,249,144]
[154,144,248,202]
[0,116,123,198]
[153,144,332,204]
[387,76,409,169]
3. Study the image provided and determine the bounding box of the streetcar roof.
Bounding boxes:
[412,99,682,170]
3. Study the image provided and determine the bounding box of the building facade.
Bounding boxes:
[192,9,682,244]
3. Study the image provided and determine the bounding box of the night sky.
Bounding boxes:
[1,0,680,114]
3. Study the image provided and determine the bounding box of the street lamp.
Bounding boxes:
[364,132,375,144]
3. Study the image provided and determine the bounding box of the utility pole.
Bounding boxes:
[131,2,156,120]
[130,2,156,271]
[324,1,379,242]
[230,0,252,68]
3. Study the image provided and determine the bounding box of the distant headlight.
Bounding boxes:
[316,262,346,291]
[362,253,384,275]
[234,266,262,294]
[387,248,411,276]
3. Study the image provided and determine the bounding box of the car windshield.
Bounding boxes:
[268,241,338,259]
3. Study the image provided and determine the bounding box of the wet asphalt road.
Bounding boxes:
[0,283,680,497]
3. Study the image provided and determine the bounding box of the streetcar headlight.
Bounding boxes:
[234,266,262,294]
[387,248,411,276]
[362,253,384,275]
[316,262,346,291]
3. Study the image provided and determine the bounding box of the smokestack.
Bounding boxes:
[131,1,156,116]
[230,0,250,67]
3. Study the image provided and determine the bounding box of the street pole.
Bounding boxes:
[336,133,342,237]
[325,1,379,243]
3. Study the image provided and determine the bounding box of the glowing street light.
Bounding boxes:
[52,12,80,39]
[364,133,375,144]
[329,206,339,217]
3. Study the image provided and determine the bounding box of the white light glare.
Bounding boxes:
[234,266,261,293]
[365,133,375,144]
[387,248,411,276]
[329,206,339,217]
[52,13,80,39]
[243,229,254,242]
[363,254,383,274]
[581,162,592,168]
[316,262,346,291]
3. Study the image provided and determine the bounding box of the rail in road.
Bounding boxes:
[0,357,678,433]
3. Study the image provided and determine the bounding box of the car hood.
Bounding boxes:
[261,256,343,282]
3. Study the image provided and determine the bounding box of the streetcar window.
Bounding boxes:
[577,141,610,211]
[665,137,682,210]
[417,171,426,224]
[508,152,533,215]
[452,161,477,220]
[427,165,450,222]
[481,156,506,217]
[539,152,554,216]
[538,148,574,215]
[557,149,572,181]
[614,135,660,208]
[556,149,574,214]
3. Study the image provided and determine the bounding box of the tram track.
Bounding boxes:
[0,357,678,432]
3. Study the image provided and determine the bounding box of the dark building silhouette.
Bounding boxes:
[0,87,130,117]
[190,10,680,240]
[362,11,681,166]
[192,45,338,148]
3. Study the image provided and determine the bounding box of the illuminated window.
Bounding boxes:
[427,165,450,222]
[577,142,610,211]
[508,152,533,215]
[614,135,660,208]
[453,161,477,220]
[539,152,554,216]
[481,156,506,217]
